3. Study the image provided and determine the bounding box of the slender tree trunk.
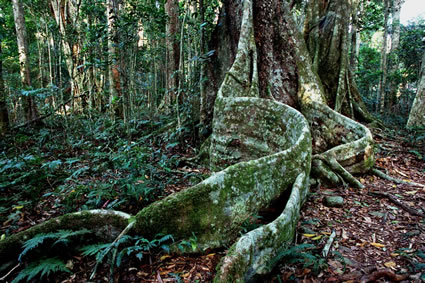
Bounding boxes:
[199,0,207,136]
[0,43,9,134]
[12,0,39,122]
[107,0,123,119]
[378,0,390,113]
[164,0,180,109]
[388,0,402,110]
[406,52,425,128]
[50,0,82,113]
[350,0,361,73]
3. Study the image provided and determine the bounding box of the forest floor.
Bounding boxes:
[1,123,424,282]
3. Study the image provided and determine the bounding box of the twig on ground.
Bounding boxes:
[372,168,425,188]
[0,263,20,281]
[322,230,336,258]
[368,191,425,218]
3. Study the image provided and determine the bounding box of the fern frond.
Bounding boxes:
[52,229,91,247]
[19,233,57,262]
[12,257,70,283]
[80,243,110,257]
[19,229,92,261]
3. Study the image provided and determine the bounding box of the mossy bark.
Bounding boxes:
[1,0,376,281]
[0,210,130,269]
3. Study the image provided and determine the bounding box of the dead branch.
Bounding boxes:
[373,168,425,188]
[13,98,72,129]
[369,191,425,218]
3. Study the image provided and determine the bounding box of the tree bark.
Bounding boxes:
[49,0,83,113]
[12,0,39,122]
[0,42,9,134]
[406,52,425,129]
[164,0,180,109]
[378,0,390,113]
[350,0,361,73]
[107,0,123,119]
[388,0,402,110]
[0,1,375,281]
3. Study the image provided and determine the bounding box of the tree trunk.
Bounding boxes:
[12,0,39,122]
[107,0,123,119]
[50,0,82,113]
[388,0,402,110]
[0,1,375,281]
[0,42,9,134]
[164,0,180,109]
[378,0,390,113]
[350,0,361,73]
[406,52,425,129]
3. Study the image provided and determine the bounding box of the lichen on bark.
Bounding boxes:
[1,0,377,281]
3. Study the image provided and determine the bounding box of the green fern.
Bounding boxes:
[12,257,70,283]
[80,242,113,262]
[271,243,327,274]
[19,229,91,261]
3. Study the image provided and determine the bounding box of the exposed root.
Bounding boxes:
[372,168,425,188]
[0,210,130,265]
[313,154,364,189]
[214,172,309,282]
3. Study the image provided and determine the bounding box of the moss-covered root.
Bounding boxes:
[0,210,130,269]
[214,173,309,283]
[304,102,374,187]
[313,155,364,189]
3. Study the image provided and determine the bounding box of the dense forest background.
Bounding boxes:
[0,0,424,282]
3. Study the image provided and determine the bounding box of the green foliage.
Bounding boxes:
[176,232,198,253]
[12,257,71,283]
[80,233,174,279]
[116,234,174,265]
[358,0,384,36]
[272,244,328,275]
[240,214,263,235]
[399,20,425,83]
[18,229,91,262]
[356,45,381,109]
[395,248,425,275]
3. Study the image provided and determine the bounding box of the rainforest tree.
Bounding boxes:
[0,0,375,281]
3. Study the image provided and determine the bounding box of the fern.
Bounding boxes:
[12,257,70,283]
[270,243,327,274]
[80,243,113,262]
[51,229,91,247]
[18,229,91,261]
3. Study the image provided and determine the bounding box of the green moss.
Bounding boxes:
[0,210,129,265]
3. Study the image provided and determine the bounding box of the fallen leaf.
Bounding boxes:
[370,242,385,248]
[160,255,172,261]
[384,261,396,268]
